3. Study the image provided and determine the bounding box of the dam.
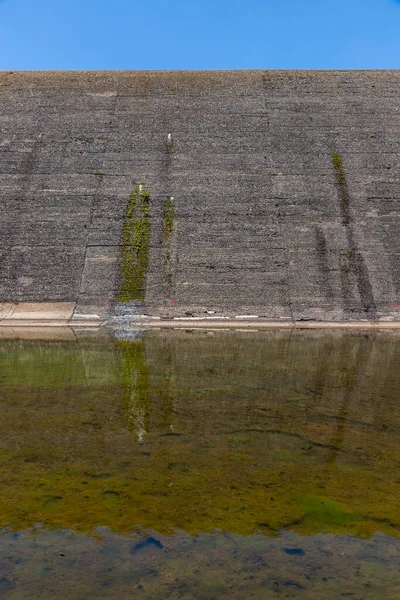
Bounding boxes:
[1,69,400,599]
[0,69,399,324]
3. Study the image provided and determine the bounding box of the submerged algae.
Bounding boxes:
[0,331,399,539]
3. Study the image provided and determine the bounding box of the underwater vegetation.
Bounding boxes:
[0,331,399,541]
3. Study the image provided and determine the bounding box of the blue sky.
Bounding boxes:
[0,0,399,70]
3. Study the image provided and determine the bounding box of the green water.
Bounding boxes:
[0,329,399,598]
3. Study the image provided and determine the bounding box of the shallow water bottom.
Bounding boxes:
[1,528,400,599]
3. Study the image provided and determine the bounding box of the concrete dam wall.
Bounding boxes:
[0,70,399,322]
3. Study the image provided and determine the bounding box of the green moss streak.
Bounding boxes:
[118,184,151,302]
[93,170,104,184]
[119,340,151,441]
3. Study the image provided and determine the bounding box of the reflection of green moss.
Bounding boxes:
[0,333,400,539]
[118,184,151,302]
[119,340,151,442]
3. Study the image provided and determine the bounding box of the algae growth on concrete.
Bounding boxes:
[118,184,152,302]
[0,330,399,598]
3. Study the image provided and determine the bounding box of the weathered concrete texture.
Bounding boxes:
[0,71,399,321]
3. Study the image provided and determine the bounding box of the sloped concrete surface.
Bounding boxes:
[0,71,399,322]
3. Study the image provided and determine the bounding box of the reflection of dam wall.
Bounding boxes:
[1,71,399,321]
[142,330,400,440]
[1,330,400,537]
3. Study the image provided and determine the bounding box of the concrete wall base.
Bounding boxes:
[1,303,400,329]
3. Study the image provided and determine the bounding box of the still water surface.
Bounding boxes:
[0,329,399,598]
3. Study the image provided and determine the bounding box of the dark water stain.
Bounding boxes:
[331,154,377,319]
[168,461,189,471]
[44,496,63,507]
[131,536,164,552]
[83,472,111,479]
[283,547,305,556]
[283,579,306,589]
[0,577,14,594]
[24,455,39,463]
[314,226,334,301]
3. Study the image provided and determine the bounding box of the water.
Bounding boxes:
[0,329,399,598]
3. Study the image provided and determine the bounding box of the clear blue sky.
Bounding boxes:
[0,0,399,70]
